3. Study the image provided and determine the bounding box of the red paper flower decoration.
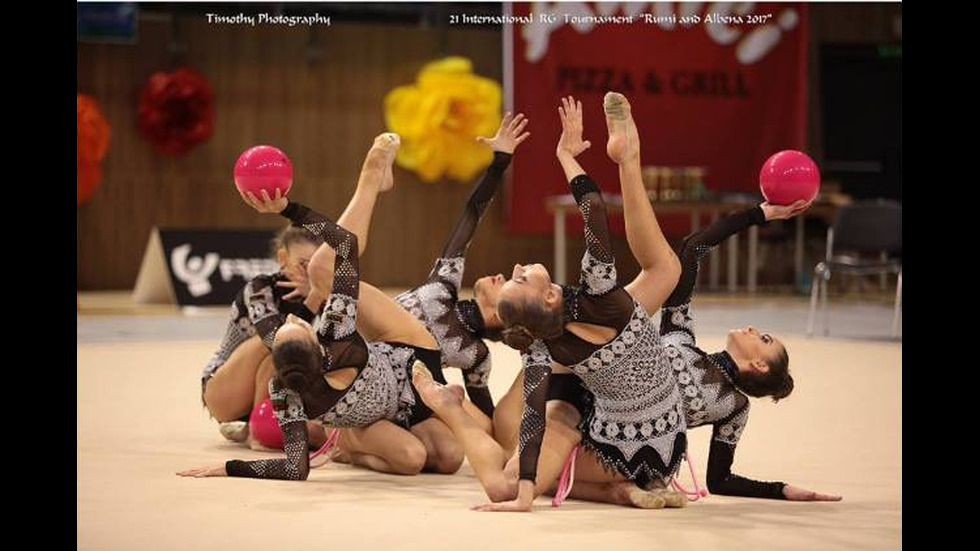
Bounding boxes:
[138,67,215,155]
[77,94,111,206]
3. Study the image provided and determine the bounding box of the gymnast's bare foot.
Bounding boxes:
[412,361,464,414]
[652,488,688,508]
[609,481,667,509]
[603,92,640,165]
[371,132,400,191]
[218,421,249,444]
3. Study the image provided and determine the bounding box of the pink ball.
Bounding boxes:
[249,398,284,449]
[234,145,293,199]
[759,150,820,206]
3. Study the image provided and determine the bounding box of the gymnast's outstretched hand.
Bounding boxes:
[782,483,842,501]
[471,480,535,512]
[477,111,531,154]
[556,95,591,158]
[177,464,228,478]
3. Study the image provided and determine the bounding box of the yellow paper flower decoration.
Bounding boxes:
[384,57,502,183]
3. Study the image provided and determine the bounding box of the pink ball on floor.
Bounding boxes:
[249,398,284,449]
[234,145,293,199]
[759,150,820,205]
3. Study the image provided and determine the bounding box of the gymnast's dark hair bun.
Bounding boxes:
[502,324,535,350]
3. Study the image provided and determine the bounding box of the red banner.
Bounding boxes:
[506,2,808,235]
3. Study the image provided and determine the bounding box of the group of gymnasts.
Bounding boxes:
[178,92,842,511]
